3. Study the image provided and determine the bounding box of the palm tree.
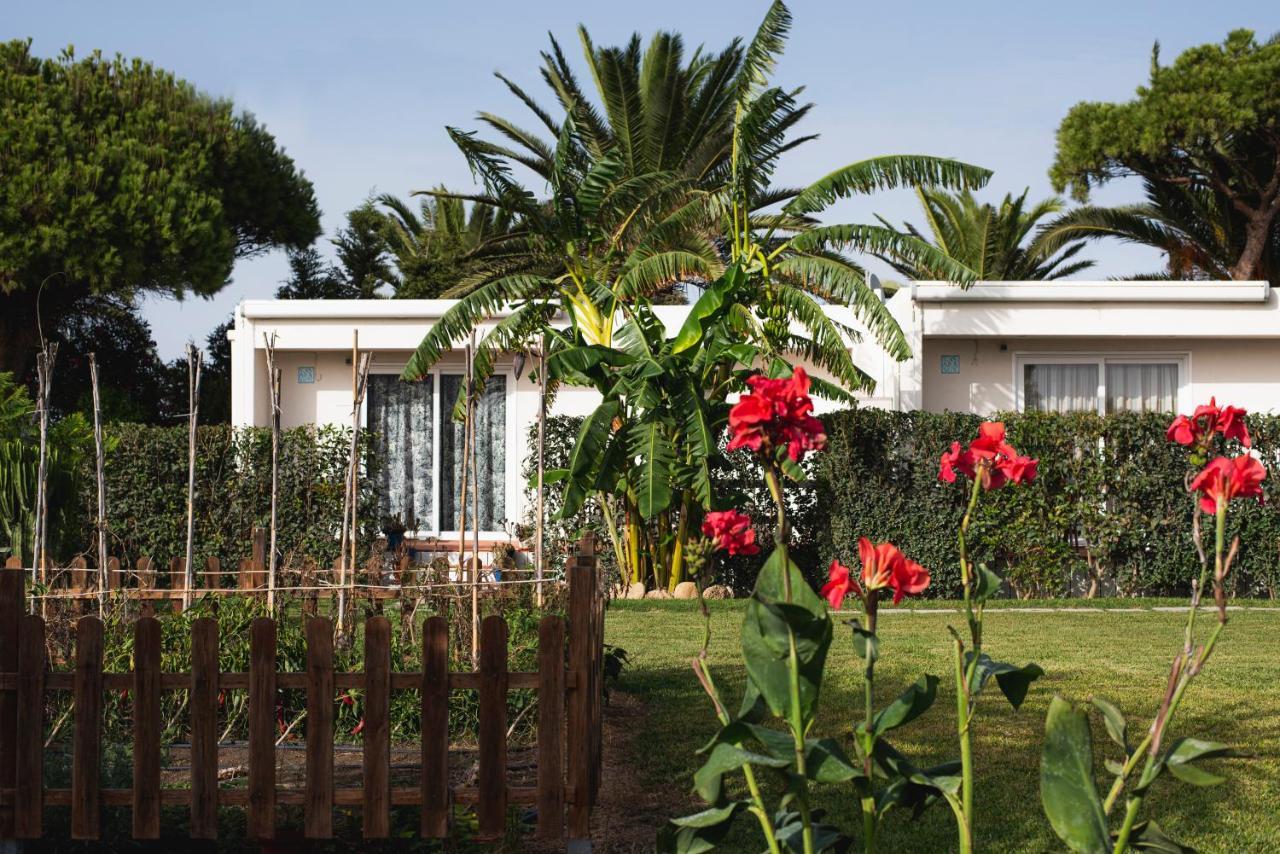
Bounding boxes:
[1037,178,1280,282]
[874,188,1095,280]
[402,1,991,397]
[377,191,518,298]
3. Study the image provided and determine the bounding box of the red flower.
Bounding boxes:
[352,718,365,736]
[701,510,760,556]
[1167,398,1251,449]
[821,537,931,609]
[727,366,827,464]
[938,422,1037,489]
[1190,455,1266,514]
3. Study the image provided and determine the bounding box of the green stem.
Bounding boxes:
[953,635,973,854]
[954,473,983,851]
[861,611,877,853]
[764,463,813,854]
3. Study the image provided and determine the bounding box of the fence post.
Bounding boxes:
[251,528,267,591]
[536,615,565,839]
[14,615,45,838]
[72,617,103,839]
[204,556,221,592]
[305,617,334,838]
[421,616,450,838]
[566,535,598,846]
[478,615,508,840]
[190,618,219,839]
[105,557,120,593]
[170,557,185,614]
[0,563,22,839]
[363,615,391,839]
[133,617,161,838]
[248,618,276,839]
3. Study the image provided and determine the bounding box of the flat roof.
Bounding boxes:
[910,281,1270,303]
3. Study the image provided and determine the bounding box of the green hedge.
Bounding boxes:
[530,410,1280,598]
[81,424,380,569]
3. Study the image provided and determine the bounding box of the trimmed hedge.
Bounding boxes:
[529,410,1280,598]
[80,424,380,569]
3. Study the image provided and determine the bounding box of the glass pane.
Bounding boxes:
[1105,363,1178,414]
[439,374,508,532]
[366,375,433,530]
[1023,363,1099,413]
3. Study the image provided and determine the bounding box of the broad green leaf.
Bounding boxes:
[967,652,1044,709]
[1091,697,1129,753]
[849,622,878,664]
[657,801,747,854]
[1162,737,1243,787]
[556,401,619,519]
[1040,696,1110,854]
[751,547,826,615]
[694,740,789,803]
[872,675,939,736]
[628,417,675,518]
[1120,820,1195,853]
[805,737,862,784]
[972,563,1003,603]
[670,272,731,353]
[873,740,961,819]
[525,467,568,490]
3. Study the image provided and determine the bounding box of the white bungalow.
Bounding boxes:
[228,280,1279,539]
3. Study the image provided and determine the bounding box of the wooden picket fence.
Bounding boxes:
[0,541,604,843]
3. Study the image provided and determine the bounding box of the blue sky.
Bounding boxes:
[8,1,1277,358]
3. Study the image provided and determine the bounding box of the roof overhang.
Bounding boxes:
[910,281,1270,303]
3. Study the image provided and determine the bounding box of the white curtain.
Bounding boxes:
[440,374,507,532]
[1024,364,1099,413]
[1106,363,1177,413]
[367,375,434,530]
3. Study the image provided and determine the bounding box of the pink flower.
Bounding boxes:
[1167,398,1251,450]
[701,510,760,556]
[727,366,827,464]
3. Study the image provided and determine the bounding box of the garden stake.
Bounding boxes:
[88,353,108,613]
[183,343,203,611]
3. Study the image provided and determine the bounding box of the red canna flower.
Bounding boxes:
[727,366,827,464]
[1190,455,1266,514]
[352,718,366,736]
[821,537,931,609]
[1167,398,1251,450]
[938,422,1037,490]
[701,510,760,556]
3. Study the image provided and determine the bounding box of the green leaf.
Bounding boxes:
[556,401,620,520]
[1091,697,1129,753]
[670,270,733,353]
[785,155,991,216]
[849,623,878,664]
[805,737,861,784]
[694,740,789,803]
[525,467,568,490]
[1162,738,1243,788]
[972,563,1003,603]
[1120,820,1196,853]
[873,740,960,819]
[872,675,939,736]
[628,417,675,518]
[657,801,748,854]
[967,652,1044,709]
[1040,696,1110,854]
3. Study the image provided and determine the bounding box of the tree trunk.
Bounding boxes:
[1230,204,1280,280]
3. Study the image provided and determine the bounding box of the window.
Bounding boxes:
[366,371,508,533]
[1016,355,1185,415]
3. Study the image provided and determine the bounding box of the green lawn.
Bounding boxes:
[605,600,1280,852]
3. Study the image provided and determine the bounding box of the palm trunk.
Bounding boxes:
[667,492,692,592]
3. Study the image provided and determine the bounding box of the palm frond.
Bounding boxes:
[786,156,991,216]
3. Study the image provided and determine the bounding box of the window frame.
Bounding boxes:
[362,364,517,539]
[1012,351,1190,415]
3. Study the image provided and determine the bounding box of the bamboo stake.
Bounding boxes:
[347,332,360,606]
[184,343,203,610]
[337,351,371,637]
[262,333,281,614]
[88,353,108,612]
[534,348,546,608]
[32,342,57,614]
[456,343,475,661]
[470,332,480,645]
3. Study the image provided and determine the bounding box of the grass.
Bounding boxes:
[605,599,1280,852]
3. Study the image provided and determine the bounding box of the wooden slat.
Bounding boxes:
[478,615,508,840]
[251,528,267,589]
[132,617,162,838]
[70,556,88,590]
[363,615,391,838]
[567,551,596,839]
[72,617,103,839]
[190,617,219,838]
[105,557,120,592]
[0,564,21,838]
[248,618,276,839]
[304,616,334,838]
[204,556,221,591]
[0,669,568,693]
[15,615,45,838]
[169,557,185,613]
[421,616,449,838]
[537,615,566,839]
[136,557,154,590]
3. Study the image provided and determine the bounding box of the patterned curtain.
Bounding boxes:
[440,374,507,532]
[367,375,434,530]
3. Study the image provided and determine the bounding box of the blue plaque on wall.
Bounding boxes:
[940,354,960,375]
[297,366,316,384]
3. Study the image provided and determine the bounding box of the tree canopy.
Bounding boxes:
[1050,30,1280,281]
[0,40,321,375]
